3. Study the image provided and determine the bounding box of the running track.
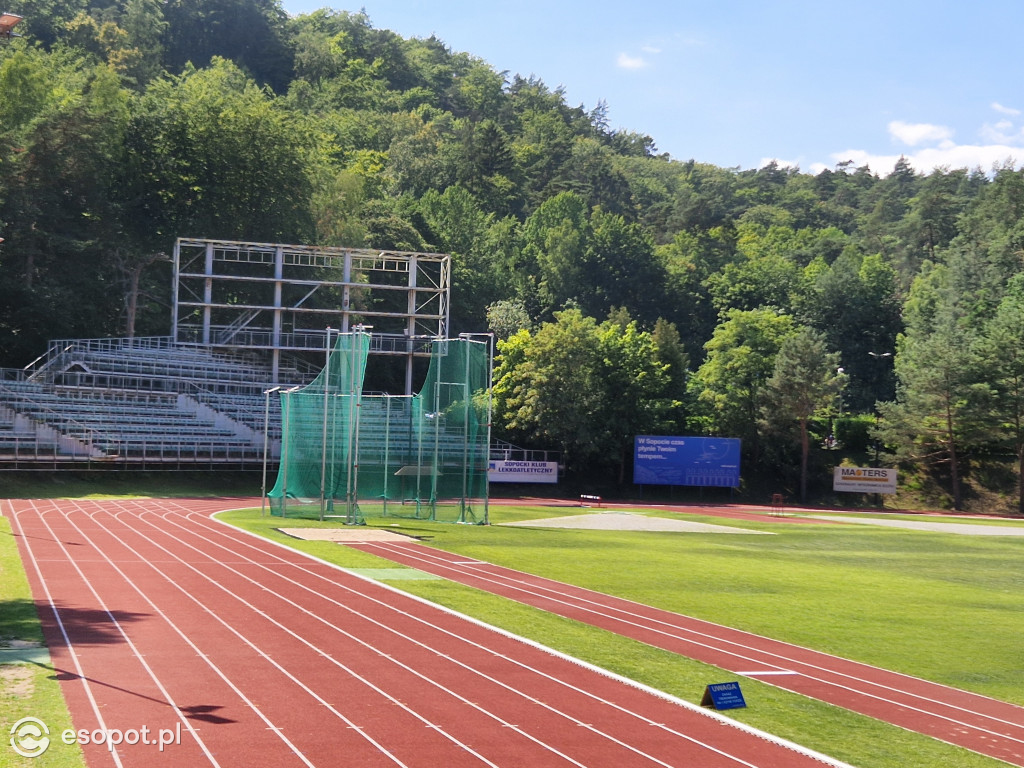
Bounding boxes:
[4,498,844,768]
[349,538,1024,767]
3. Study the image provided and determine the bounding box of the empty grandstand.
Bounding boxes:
[0,336,287,468]
[0,238,497,475]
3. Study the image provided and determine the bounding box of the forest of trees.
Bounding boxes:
[2,0,1024,510]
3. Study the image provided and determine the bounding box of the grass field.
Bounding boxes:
[219,503,1024,768]
[2,485,1022,768]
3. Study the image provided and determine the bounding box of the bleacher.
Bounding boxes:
[354,396,489,467]
[0,335,492,472]
[0,337,296,468]
[0,404,68,463]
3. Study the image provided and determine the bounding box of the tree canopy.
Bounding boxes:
[2,1,1024,505]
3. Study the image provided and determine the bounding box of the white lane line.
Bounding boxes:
[116,503,637,768]
[97,502,499,768]
[53,499,313,768]
[5,499,122,768]
[364,541,1024,742]
[161,501,846,768]
[18,499,220,768]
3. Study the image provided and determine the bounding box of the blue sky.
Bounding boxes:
[279,0,1024,176]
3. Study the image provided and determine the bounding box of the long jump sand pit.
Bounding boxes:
[501,511,771,534]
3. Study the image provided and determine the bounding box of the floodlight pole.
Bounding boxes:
[260,386,281,516]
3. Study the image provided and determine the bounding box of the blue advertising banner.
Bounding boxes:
[633,436,741,488]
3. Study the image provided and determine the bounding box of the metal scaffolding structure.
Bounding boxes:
[172,238,451,389]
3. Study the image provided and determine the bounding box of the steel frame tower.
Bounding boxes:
[172,238,451,390]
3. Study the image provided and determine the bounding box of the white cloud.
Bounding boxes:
[992,102,1021,116]
[817,114,1024,175]
[980,119,1024,145]
[825,144,1022,176]
[888,120,954,147]
[641,45,661,54]
[616,52,649,70]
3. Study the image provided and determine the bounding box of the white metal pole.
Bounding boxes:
[461,340,470,518]
[261,386,281,516]
[484,334,494,525]
[280,387,300,518]
[320,327,332,521]
[458,333,495,526]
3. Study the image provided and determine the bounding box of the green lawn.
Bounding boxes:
[220,504,1024,768]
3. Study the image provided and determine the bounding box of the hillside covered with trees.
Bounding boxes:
[2,0,1023,510]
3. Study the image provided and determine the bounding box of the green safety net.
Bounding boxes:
[268,333,490,524]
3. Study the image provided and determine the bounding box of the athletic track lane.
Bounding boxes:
[348,539,1024,767]
[3,498,844,768]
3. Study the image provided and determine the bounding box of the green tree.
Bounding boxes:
[875,305,992,510]
[688,308,796,451]
[120,0,167,86]
[494,308,606,469]
[945,164,1024,321]
[658,225,737,354]
[560,136,633,216]
[310,168,368,247]
[980,274,1024,514]
[521,191,589,314]
[894,167,973,280]
[492,308,677,476]
[123,58,317,243]
[758,327,845,502]
[486,299,531,340]
[801,249,901,410]
[419,185,495,331]
[162,0,293,91]
[5,0,88,48]
[0,46,131,356]
[596,315,678,481]
[582,209,666,324]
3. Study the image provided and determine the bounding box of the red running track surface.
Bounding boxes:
[3,498,846,768]
[347,539,1024,767]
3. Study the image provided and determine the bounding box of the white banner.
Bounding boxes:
[833,466,897,494]
[488,460,559,484]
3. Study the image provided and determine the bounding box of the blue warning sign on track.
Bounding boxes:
[633,436,741,488]
[701,681,747,710]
